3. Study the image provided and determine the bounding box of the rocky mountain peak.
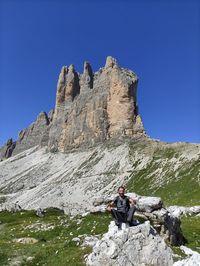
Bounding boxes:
[105,55,118,68]
[0,56,146,159]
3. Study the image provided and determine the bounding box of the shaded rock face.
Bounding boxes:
[0,139,16,161]
[12,111,53,156]
[0,111,52,161]
[86,221,174,266]
[48,56,145,152]
[0,56,145,158]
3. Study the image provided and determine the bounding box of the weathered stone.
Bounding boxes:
[48,56,145,152]
[92,193,184,246]
[40,110,54,147]
[167,205,200,218]
[0,138,16,161]
[12,112,50,155]
[48,109,54,122]
[0,56,145,158]
[48,64,80,152]
[136,195,163,212]
[93,193,162,212]
[13,237,38,244]
[82,236,99,247]
[86,221,174,266]
[80,62,93,92]
[35,208,44,218]
[105,56,118,68]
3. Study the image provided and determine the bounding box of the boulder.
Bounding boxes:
[92,193,184,246]
[86,221,174,266]
[13,237,38,244]
[167,206,200,218]
[136,195,163,212]
[82,236,99,247]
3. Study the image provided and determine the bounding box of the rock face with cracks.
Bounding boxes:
[93,193,184,246]
[48,56,145,152]
[86,221,174,266]
[0,56,145,160]
[0,138,16,161]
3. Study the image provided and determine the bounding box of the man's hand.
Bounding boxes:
[107,205,112,211]
[129,198,136,207]
[107,201,115,211]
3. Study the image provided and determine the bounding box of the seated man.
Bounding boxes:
[107,186,136,230]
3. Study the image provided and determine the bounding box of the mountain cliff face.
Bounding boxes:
[0,56,145,160]
[0,56,200,265]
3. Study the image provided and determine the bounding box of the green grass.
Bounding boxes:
[126,141,200,259]
[0,208,199,265]
[180,215,200,252]
[127,141,200,206]
[0,209,111,266]
[171,214,200,260]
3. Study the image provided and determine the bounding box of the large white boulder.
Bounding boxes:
[167,206,200,218]
[86,221,174,266]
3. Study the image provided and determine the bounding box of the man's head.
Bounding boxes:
[117,186,125,197]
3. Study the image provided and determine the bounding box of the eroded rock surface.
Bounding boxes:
[0,139,16,161]
[0,56,145,159]
[86,221,174,266]
[48,56,145,152]
[92,193,184,246]
[12,111,52,156]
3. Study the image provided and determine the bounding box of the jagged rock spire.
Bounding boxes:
[55,64,80,117]
[65,64,80,101]
[105,56,118,68]
[80,61,93,92]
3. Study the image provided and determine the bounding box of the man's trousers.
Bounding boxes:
[111,206,136,226]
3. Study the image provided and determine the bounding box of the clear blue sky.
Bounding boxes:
[0,0,199,146]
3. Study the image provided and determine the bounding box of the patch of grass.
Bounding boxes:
[127,142,200,206]
[153,147,178,160]
[180,215,200,252]
[0,209,111,266]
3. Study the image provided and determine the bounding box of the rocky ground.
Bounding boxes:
[0,137,200,213]
[0,136,200,265]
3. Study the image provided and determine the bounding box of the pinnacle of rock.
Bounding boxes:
[0,56,145,159]
[80,61,93,92]
[105,56,118,68]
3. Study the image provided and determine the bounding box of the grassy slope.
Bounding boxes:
[126,138,200,256]
[0,209,111,266]
[126,139,200,206]
[180,215,200,252]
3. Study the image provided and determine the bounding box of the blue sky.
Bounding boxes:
[0,0,199,146]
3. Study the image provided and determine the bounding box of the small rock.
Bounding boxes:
[36,208,44,218]
[72,237,80,242]
[13,237,38,244]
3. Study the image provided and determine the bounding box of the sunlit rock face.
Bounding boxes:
[0,56,145,159]
[48,56,145,152]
